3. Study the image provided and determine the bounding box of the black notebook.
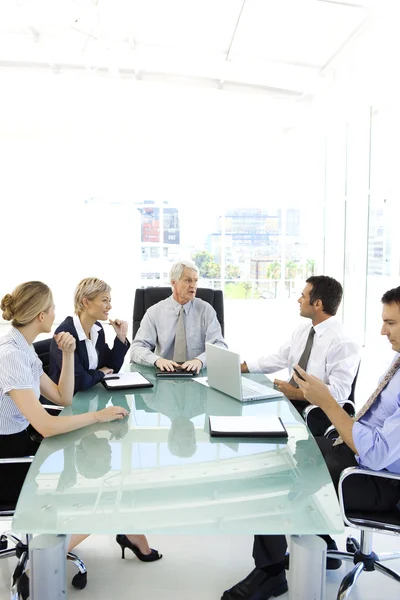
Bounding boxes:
[209,415,288,438]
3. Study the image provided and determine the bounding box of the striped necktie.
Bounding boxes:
[334,356,400,446]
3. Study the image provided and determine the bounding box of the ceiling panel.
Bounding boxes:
[0,0,385,109]
[229,0,367,67]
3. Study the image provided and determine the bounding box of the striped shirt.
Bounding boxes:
[0,327,43,434]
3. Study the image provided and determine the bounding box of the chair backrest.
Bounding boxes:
[33,338,52,375]
[132,287,225,339]
[347,361,360,404]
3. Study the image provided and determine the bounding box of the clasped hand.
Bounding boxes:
[155,357,203,374]
[54,331,76,353]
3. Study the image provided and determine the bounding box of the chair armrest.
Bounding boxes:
[0,456,35,465]
[42,405,63,414]
[338,466,400,527]
[324,424,338,439]
[303,400,356,423]
[302,404,320,421]
[340,400,356,416]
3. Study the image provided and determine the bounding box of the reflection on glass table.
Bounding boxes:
[13,367,343,537]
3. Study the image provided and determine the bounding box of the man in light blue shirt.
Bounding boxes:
[222,286,400,600]
[131,260,227,373]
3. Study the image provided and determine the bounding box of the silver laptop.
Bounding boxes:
[205,343,284,402]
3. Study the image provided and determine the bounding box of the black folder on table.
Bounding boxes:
[101,372,153,390]
[209,415,288,438]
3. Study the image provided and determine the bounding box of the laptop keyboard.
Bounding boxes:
[241,378,270,400]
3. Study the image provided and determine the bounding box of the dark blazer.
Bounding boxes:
[49,316,130,394]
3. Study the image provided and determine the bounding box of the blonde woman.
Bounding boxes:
[49,277,162,563]
[49,277,130,393]
[0,281,129,593]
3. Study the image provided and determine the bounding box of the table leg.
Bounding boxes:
[29,534,67,600]
[288,535,326,600]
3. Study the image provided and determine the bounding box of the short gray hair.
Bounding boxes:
[169,260,199,283]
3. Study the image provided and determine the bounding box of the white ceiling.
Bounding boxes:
[0,0,397,133]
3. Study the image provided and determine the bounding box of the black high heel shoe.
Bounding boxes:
[116,535,162,562]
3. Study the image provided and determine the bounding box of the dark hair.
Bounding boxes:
[306,276,343,316]
[381,286,400,306]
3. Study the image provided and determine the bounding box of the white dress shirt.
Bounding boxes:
[73,315,101,371]
[246,317,360,403]
[130,295,227,367]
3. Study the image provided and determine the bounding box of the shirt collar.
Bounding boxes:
[169,295,192,316]
[9,326,35,353]
[73,314,101,342]
[313,316,337,338]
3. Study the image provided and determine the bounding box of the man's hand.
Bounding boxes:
[155,358,181,372]
[292,365,334,408]
[273,379,304,400]
[54,332,76,354]
[293,364,357,452]
[110,319,128,343]
[181,358,203,374]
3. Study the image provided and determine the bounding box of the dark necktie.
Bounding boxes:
[289,327,315,387]
[173,306,187,363]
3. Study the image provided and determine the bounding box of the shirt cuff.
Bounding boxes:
[245,358,263,373]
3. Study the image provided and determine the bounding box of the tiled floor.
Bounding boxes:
[1,528,399,599]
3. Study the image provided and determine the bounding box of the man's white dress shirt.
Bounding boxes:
[246,317,360,403]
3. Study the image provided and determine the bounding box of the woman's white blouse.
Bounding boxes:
[0,327,43,434]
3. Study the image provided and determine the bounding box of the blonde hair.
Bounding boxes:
[74,278,111,314]
[1,281,53,327]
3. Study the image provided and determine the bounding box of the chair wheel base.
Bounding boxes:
[71,571,87,590]
[346,536,359,553]
[17,572,29,600]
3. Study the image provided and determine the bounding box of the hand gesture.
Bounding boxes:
[109,319,128,342]
[181,358,203,374]
[54,332,76,354]
[96,405,129,423]
[292,365,334,408]
[155,358,181,372]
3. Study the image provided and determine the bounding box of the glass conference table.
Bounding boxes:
[13,366,344,599]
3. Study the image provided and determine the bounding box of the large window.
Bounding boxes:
[0,70,327,358]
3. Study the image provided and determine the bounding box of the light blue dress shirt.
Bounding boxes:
[130,295,227,367]
[353,354,400,473]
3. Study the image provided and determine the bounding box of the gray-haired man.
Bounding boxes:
[130,260,227,373]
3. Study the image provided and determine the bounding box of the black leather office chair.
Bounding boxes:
[303,363,360,437]
[132,286,225,338]
[326,466,400,599]
[33,338,56,407]
[33,338,51,375]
